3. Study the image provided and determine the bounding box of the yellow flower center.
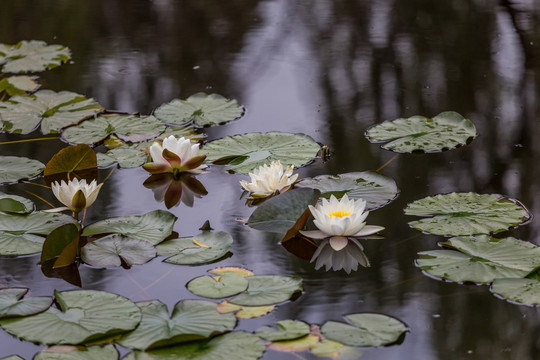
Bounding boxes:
[328,210,351,218]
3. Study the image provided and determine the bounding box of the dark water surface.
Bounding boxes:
[1,1,540,359]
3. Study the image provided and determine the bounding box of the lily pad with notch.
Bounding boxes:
[0,193,34,214]
[81,234,156,268]
[229,275,302,306]
[0,40,71,73]
[490,278,540,306]
[33,344,119,360]
[0,288,52,318]
[0,76,39,96]
[0,155,45,184]
[187,274,249,299]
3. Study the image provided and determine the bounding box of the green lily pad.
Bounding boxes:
[417,235,540,284]
[97,147,148,168]
[321,313,408,347]
[0,76,39,96]
[247,188,320,233]
[154,93,244,127]
[0,192,34,214]
[0,90,103,134]
[255,320,310,342]
[296,171,398,210]
[62,114,165,145]
[123,331,265,360]
[229,276,302,306]
[365,111,477,153]
[187,274,249,299]
[201,131,321,173]
[33,344,119,360]
[117,300,236,351]
[0,40,71,73]
[81,235,156,268]
[0,289,141,345]
[156,231,233,265]
[0,211,78,255]
[310,339,363,360]
[491,278,540,306]
[0,155,45,184]
[82,210,177,245]
[405,192,529,236]
[0,288,52,318]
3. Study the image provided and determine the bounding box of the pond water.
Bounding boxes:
[1,0,540,359]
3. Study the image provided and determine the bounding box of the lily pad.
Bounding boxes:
[0,288,52,318]
[156,231,233,265]
[248,188,320,233]
[229,276,302,306]
[82,210,177,245]
[33,345,119,360]
[81,235,156,268]
[0,155,45,184]
[209,267,254,277]
[491,278,540,306]
[216,301,275,319]
[62,114,165,145]
[365,111,477,153]
[296,171,398,210]
[0,76,39,96]
[123,331,265,360]
[44,144,97,185]
[117,300,236,351]
[321,313,408,347]
[97,148,148,169]
[154,93,244,127]
[0,289,141,345]
[187,274,249,299]
[255,320,310,342]
[1,356,24,360]
[0,90,103,134]
[0,40,71,73]
[417,235,540,284]
[0,192,34,214]
[267,334,319,353]
[310,339,363,360]
[0,211,78,256]
[405,192,529,236]
[201,131,321,173]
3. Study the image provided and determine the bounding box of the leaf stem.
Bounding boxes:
[0,137,59,145]
[375,154,399,172]
[24,190,55,208]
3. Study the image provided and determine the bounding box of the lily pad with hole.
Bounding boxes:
[0,193,34,214]
[229,276,302,306]
[123,331,265,360]
[216,301,275,319]
[81,235,156,268]
[82,210,177,246]
[365,111,477,153]
[154,93,244,127]
[0,155,45,184]
[0,40,71,73]
[491,278,540,306]
[0,288,52,318]
[310,339,363,360]
[405,192,529,236]
[117,300,236,351]
[0,90,103,134]
[97,147,148,169]
[33,344,119,360]
[0,76,39,96]
[321,313,408,347]
[255,320,310,342]
[156,231,233,265]
[201,132,320,174]
[0,290,141,345]
[187,274,249,299]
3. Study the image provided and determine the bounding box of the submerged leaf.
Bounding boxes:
[0,40,71,73]
[0,155,45,184]
[311,339,363,359]
[0,288,52,318]
[156,231,233,265]
[267,334,319,353]
[216,301,275,319]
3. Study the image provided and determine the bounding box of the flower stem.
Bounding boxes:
[375,154,399,172]
[0,137,59,145]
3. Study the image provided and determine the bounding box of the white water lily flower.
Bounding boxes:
[239,160,298,198]
[311,238,369,273]
[143,136,206,176]
[300,194,384,250]
[51,178,103,212]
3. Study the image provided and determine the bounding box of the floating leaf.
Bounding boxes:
[321,313,408,347]
[82,210,177,245]
[0,211,78,255]
[267,334,319,352]
[187,274,249,299]
[209,267,254,277]
[0,288,52,318]
[248,188,320,233]
[0,290,141,345]
[156,231,233,265]
[201,131,320,173]
[97,147,147,168]
[1,356,24,360]
[44,144,97,185]
[62,114,165,145]
[310,339,363,360]
[154,93,244,127]
[0,192,34,214]
[0,155,44,184]
[405,192,529,236]
[417,235,540,284]
[365,111,477,153]
[0,40,71,73]
[34,344,119,360]
[0,76,39,96]
[255,320,310,342]
[123,331,265,360]
[296,171,398,210]
[0,90,103,134]
[491,278,540,306]
[81,235,156,268]
[216,301,274,319]
[229,276,302,306]
[117,300,236,351]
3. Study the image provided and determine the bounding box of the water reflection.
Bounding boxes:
[310,237,369,274]
[143,173,208,208]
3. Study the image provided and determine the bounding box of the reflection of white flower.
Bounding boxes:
[51,178,103,212]
[239,160,298,198]
[300,194,384,250]
[143,136,206,175]
[311,238,369,273]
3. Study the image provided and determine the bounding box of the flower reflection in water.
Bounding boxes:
[310,237,369,274]
[143,173,208,208]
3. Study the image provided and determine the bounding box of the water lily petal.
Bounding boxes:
[329,236,348,251]
[299,230,329,239]
[352,225,385,237]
